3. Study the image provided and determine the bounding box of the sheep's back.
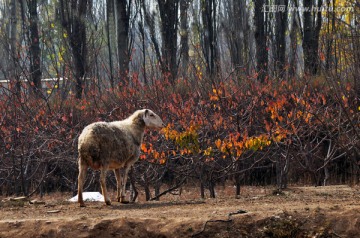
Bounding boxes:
[78,122,137,169]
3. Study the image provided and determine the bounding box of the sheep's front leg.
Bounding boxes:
[100,169,111,205]
[78,162,87,207]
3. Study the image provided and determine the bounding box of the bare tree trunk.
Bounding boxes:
[28,0,42,96]
[201,0,218,78]
[276,147,290,190]
[232,0,244,69]
[209,180,216,198]
[303,0,322,75]
[313,0,323,74]
[144,183,151,201]
[276,158,283,189]
[325,0,335,70]
[154,183,160,201]
[9,0,21,94]
[9,0,17,79]
[60,0,88,99]
[138,9,147,84]
[323,165,329,186]
[200,181,205,199]
[274,0,288,78]
[179,0,189,77]
[157,0,179,82]
[288,12,298,77]
[352,5,360,100]
[20,156,28,196]
[106,0,115,88]
[115,0,131,82]
[224,0,249,74]
[254,0,268,82]
[200,164,205,199]
[235,178,241,198]
[303,0,313,74]
[141,173,151,201]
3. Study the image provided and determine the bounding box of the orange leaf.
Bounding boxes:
[215,139,221,149]
[141,143,147,153]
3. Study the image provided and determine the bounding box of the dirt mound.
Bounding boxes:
[1,185,360,237]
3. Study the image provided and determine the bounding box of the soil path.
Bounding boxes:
[1,185,359,237]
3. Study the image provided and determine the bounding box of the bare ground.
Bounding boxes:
[1,185,360,238]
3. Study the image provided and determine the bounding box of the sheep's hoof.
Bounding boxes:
[120,197,129,204]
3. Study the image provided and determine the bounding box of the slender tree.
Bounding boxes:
[115,0,132,82]
[157,0,179,82]
[179,0,189,77]
[254,0,268,82]
[303,0,322,75]
[274,0,288,78]
[60,0,89,99]
[288,10,299,77]
[27,0,42,96]
[9,0,20,93]
[137,0,147,84]
[324,0,335,71]
[106,0,115,88]
[201,0,218,78]
[222,0,251,76]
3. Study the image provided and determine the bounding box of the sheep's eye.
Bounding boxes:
[150,114,155,117]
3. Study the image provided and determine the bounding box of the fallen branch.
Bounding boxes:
[149,179,186,201]
[191,209,247,237]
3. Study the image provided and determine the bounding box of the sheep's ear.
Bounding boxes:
[144,109,149,117]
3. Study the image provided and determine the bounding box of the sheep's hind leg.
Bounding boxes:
[116,167,130,204]
[100,169,111,205]
[78,162,87,207]
[114,168,122,202]
[120,166,130,203]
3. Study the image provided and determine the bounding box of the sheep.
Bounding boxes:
[77,109,165,207]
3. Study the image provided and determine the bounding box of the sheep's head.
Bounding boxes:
[142,109,165,129]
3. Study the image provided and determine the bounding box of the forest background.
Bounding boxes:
[0,0,358,200]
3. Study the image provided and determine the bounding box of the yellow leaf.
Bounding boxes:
[345,13,351,25]
[203,147,212,156]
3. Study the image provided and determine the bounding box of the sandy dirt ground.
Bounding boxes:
[1,185,360,238]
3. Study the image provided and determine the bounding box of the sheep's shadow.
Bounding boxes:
[108,200,206,211]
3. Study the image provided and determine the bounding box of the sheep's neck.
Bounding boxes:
[130,130,143,146]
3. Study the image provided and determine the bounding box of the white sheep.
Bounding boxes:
[77,109,165,207]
